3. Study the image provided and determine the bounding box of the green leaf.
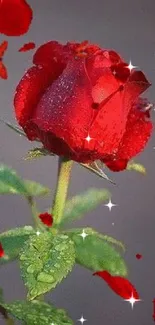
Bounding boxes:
[61,188,111,226]
[20,233,75,300]
[1,300,73,325]
[0,164,50,197]
[0,164,29,195]
[127,161,146,174]
[24,147,55,160]
[0,226,35,264]
[0,119,27,137]
[80,161,115,184]
[65,228,127,277]
[24,180,50,197]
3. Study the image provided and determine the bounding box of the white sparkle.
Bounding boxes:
[85,134,92,143]
[112,222,115,226]
[105,199,117,211]
[124,292,141,309]
[113,70,116,75]
[77,315,87,324]
[127,60,137,72]
[79,229,88,240]
[36,231,41,236]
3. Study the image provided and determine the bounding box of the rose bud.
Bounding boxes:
[14,41,153,171]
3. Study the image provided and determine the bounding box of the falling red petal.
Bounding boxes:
[18,42,36,52]
[93,270,139,299]
[0,0,33,36]
[0,61,8,79]
[0,243,4,258]
[136,254,142,260]
[39,212,53,227]
[0,40,8,57]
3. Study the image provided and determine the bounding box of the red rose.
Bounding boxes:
[14,40,153,171]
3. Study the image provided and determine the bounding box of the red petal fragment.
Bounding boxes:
[0,61,8,79]
[0,243,4,258]
[39,212,53,227]
[93,271,139,299]
[136,254,142,260]
[0,0,33,36]
[19,42,35,52]
[0,40,8,57]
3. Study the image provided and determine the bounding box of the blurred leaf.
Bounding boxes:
[20,233,75,300]
[65,228,127,277]
[127,161,146,174]
[0,119,26,137]
[0,164,50,197]
[80,161,115,184]
[60,188,111,226]
[1,300,73,325]
[24,147,55,160]
[24,180,50,197]
[0,164,29,195]
[0,226,35,264]
[0,288,4,303]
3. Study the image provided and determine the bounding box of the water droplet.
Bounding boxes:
[27,264,35,274]
[37,272,55,283]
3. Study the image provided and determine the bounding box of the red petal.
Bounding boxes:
[93,271,139,299]
[0,40,8,57]
[115,103,152,161]
[0,61,8,79]
[0,243,4,258]
[30,59,93,153]
[0,0,33,36]
[104,159,128,171]
[14,63,65,129]
[136,254,142,260]
[39,212,53,227]
[90,85,125,156]
[19,42,35,52]
[33,41,70,68]
[103,50,123,64]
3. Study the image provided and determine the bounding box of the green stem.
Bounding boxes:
[27,196,45,231]
[6,317,14,325]
[51,157,73,227]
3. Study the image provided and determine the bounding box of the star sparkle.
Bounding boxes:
[85,134,93,143]
[79,229,89,240]
[127,60,137,72]
[36,231,41,236]
[105,199,117,211]
[124,292,141,309]
[77,315,87,324]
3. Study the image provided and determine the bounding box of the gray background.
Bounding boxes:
[0,0,155,324]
